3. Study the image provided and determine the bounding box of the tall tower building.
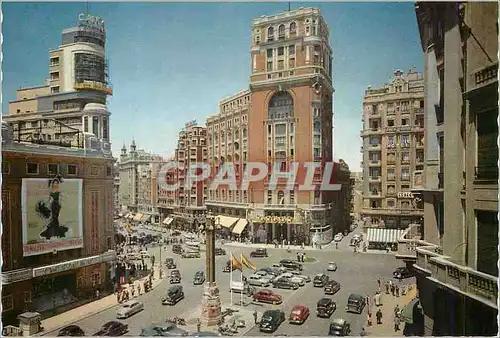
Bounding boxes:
[360,69,425,230]
[4,13,112,154]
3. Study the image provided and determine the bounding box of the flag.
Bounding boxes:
[230,253,243,272]
[241,253,257,270]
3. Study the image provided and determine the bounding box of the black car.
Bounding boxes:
[345,294,366,314]
[273,278,299,290]
[393,267,414,279]
[313,274,329,287]
[279,259,303,271]
[93,321,129,336]
[170,270,181,283]
[162,285,185,305]
[193,271,206,285]
[316,298,337,318]
[215,248,226,256]
[165,258,177,269]
[58,325,85,336]
[250,248,268,257]
[259,309,286,333]
[324,280,341,295]
[172,244,184,254]
[328,318,351,336]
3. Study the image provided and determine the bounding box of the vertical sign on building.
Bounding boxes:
[107,188,113,231]
[2,191,12,269]
[91,191,100,254]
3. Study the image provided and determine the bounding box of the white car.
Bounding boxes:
[140,250,150,258]
[288,270,311,283]
[116,300,144,319]
[334,233,343,242]
[247,274,271,287]
[278,273,306,286]
[255,271,275,282]
[327,262,338,272]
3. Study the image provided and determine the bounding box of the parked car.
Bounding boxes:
[279,273,306,286]
[393,267,414,279]
[214,248,226,256]
[327,262,338,272]
[182,251,200,259]
[93,321,128,336]
[170,270,181,284]
[350,235,361,247]
[250,248,268,257]
[259,309,286,333]
[288,270,311,283]
[165,257,177,269]
[316,298,337,318]
[247,274,271,287]
[230,283,256,296]
[190,332,221,337]
[273,277,299,290]
[140,322,188,337]
[253,289,283,304]
[334,233,343,242]
[255,270,275,282]
[193,271,206,285]
[313,274,329,287]
[58,325,85,336]
[324,280,341,295]
[116,300,144,319]
[172,244,183,254]
[162,285,185,305]
[345,294,366,314]
[328,318,351,336]
[288,305,310,325]
[279,259,303,271]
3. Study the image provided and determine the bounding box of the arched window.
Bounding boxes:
[289,22,297,37]
[268,91,294,120]
[278,191,285,204]
[267,27,274,41]
[278,25,285,39]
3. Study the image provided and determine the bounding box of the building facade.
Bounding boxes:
[1,122,116,325]
[157,121,207,229]
[350,171,363,221]
[396,2,498,336]
[360,69,425,229]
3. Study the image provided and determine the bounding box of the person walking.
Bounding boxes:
[253,310,258,324]
[394,312,401,332]
[367,312,372,326]
[196,318,201,332]
[376,309,383,324]
[394,304,400,317]
[395,284,400,297]
[385,281,390,294]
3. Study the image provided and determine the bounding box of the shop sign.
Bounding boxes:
[398,192,414,198]
[2,268,33,284]
[32,251,116,278]
[78,13,105,32]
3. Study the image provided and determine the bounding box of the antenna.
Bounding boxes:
[86,0,89,14]
[288,1,291,11]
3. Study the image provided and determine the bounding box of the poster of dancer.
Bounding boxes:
[21,177,84,256]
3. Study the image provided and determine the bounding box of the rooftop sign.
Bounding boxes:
[78,13,105,32]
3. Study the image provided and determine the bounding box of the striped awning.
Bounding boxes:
[133,213,143,221]
[232,219,248,235]
[163,217,173,225]
[366,227,406,244]
[215,215,239,229]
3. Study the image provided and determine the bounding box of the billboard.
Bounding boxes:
[22,178,84,256]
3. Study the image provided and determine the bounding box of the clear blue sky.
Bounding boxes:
[2,2,423,172]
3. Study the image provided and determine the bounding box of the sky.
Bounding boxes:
[2,2,423,172]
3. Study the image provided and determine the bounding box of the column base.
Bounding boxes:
[200,282,222,326]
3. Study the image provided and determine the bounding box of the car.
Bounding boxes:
[93,321,128,336]
[58,325,85,336]
[316,298,337,318]
[165,258,177,269]
[116,300,144,319]
[324,280,341,295]
[170,270,181,284]
[273,277,299,290]
[334,233,343,242]
[172,244,184,254]
[393,267,414,279]
[288,270,311,283]
[140,250,150,258]
[255,270,275,281]
[327,262,338,272]
[140,322,189,337]
[279,259,303,271]
[193,271,206,285]
[214,248,226,256]
[349,238,359,247]
[253,289,283,304]
[250,248,268,257]
[247,274,271,287]
[182,251,201,259]
[289,305,310,325]
[162,285,185,305]
[259,309,286,333]
[230,283,256,296]
[313,273,330,287]
[279,273,306,286]
[345,294,366,314]
[328,318,351,336]
[190,332,221,337]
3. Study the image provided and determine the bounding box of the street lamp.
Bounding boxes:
[199,212,222,326]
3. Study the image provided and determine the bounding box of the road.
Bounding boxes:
[46,226,411,336]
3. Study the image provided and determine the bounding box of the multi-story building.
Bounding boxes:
[395,2,498,336]
[158,121,207,230]
[360,69,425,229]
[350,171,364,221]
[118,141,164,224]
[1,122,116,325]
[4,13,112,154]
[113,163,120,216]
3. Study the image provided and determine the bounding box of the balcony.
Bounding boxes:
[368,143,381,150]
[369,190,383,198]
[385,126,397,133]
[399,125,412,132]
[475,165,498,181]
[369,176,381,182]
[415,108,424,115]
[368,159,381,166]
[416,142,424,149]
[472,61,498,90]
[362,207,424,216]
[395,223,422,260]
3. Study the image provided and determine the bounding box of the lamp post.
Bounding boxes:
[199,212,222,326]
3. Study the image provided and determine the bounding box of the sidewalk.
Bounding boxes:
[365,284,418,336]
[39,267,164,335]
[222,241,334,251]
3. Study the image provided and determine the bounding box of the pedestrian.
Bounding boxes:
[95,289,100,299]
[367,312,372,326]
[394,304,400,316]
[377,278,381,288]
[376,309,383,324]
[394,312,401,331]
[391,283,395,296]
[360,328,366,336]
[395,284,400,297]
[385,281,389,294]
[197,318,201,332]
[374,292,381,306]
[131,287,135,297]
[253,310,258,324]
[296,253,300,262]
[335,242,338,249]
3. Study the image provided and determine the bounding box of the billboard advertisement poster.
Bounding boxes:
[22,178,84,256]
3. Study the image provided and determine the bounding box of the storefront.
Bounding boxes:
[310,225,333,245]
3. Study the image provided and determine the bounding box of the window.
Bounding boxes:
[289,58,295,68]
[401,118,409,126]
[477,211,499,276]
[401,168,410,180]
[91,165,99,176]
[268,91,294,120]
[278,47,284,56]
[267,49,273,58]
[2,161,10,174]
[27,163,39,174]
[68,164,77,175]
[103,117,109,140]
[387,119,394,127]
[401,152,410,162]
[401,134,409,146]
[387,199,395,208]
[278,24,285,39]
[278,60,284,70]
[476,110,499,179]
[50,57,60,66]
[2,295,13,311]
[267,61,273,71]
[48,164,59,175]
[50,72,59,80]
[401,185,410,191]
[289,22,297,37]
[267,27,274,41]
[92,116,99,137]
[289,45,295,56]
[289,71,294,76]
[267,190,272,204]
[387,168,395,180]
[51,86,60,94]
[106,166,112,176]
[84,116,89,133]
